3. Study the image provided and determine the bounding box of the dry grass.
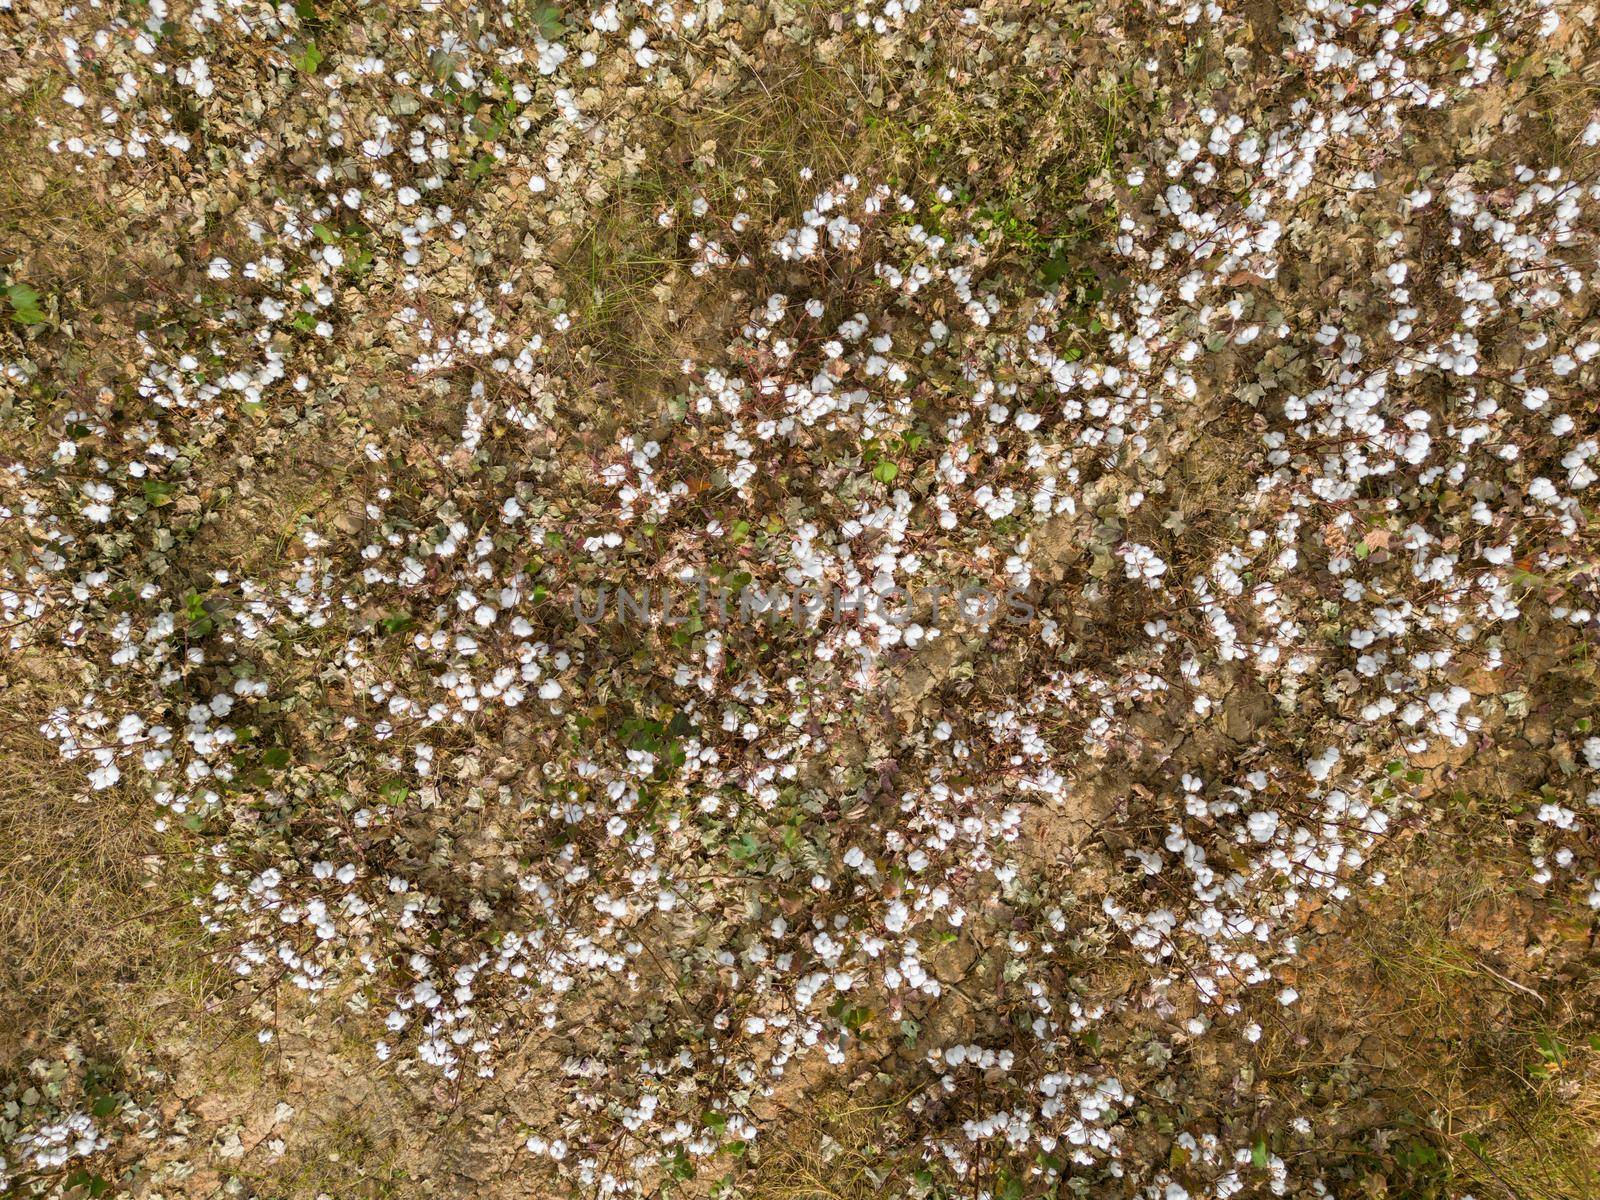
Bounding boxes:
[0,79,110,296]
[547,52,903,423]
[748,1091,913,1200]
[0,73,182,345]
[1256,810,1600,1200]
[0,685,222,1067]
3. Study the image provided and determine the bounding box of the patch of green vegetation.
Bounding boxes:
[905,62,1135,290]
[6,282,47,325]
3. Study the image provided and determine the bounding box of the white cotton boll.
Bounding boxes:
[1306,747,1340,782]
[537,41,568,74]
[884,900,908,932]
[1247,811,1279,843]
[188,59,214,98]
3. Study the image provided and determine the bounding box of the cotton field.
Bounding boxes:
[2,0,1599,1196]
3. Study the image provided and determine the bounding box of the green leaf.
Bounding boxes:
[262,747,291,769]
[1535,1031,1566,1062]
[531,1,566,36]
[183,590,214,637]
[6,283,45,325]
[1252,1136,1269,1169]
[430,49,462,80]
[143,478,177,507]
[666,1147,695,1181]
[872,459,900,484]
[66,1173,111,1198]
[1041,255,1074,285]
[295,41,324,73]
[378,612,413,636]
